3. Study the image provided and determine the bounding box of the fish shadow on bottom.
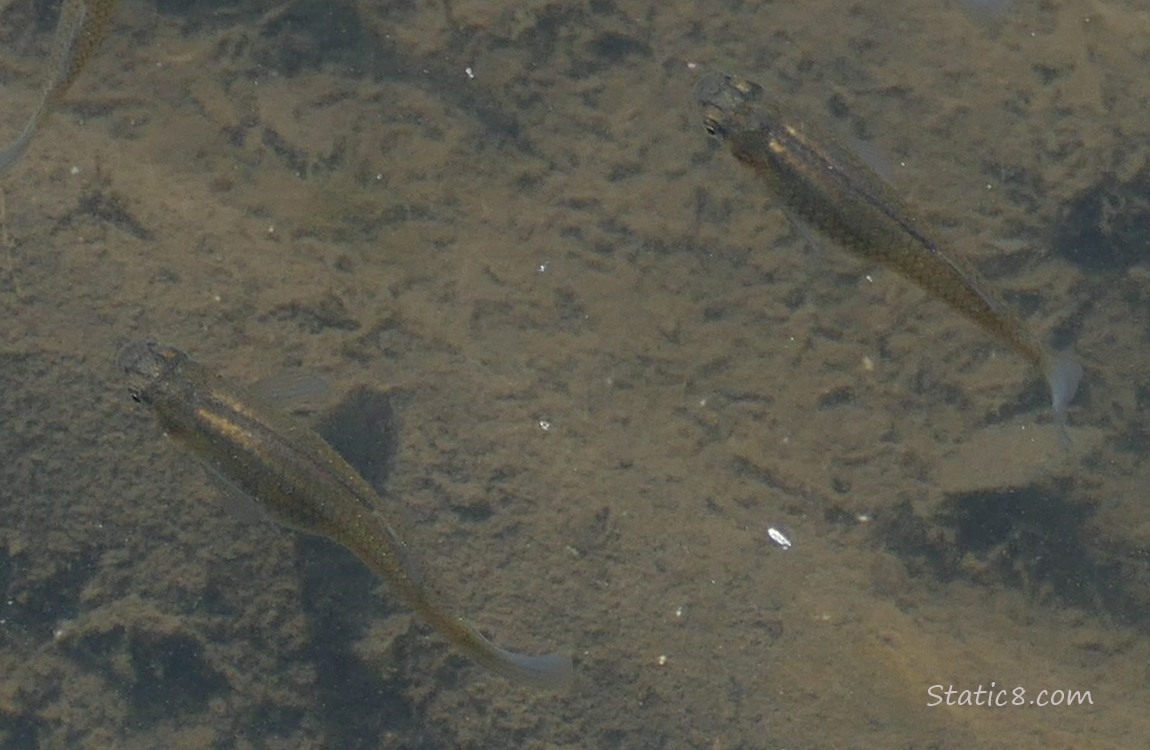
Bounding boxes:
[875,478,1150,628]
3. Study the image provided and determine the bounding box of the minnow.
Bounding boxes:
[695,72,1082,437]
[0,0,117,179]
[117,340,572,689]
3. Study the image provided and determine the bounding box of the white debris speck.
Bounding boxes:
[767,525,794,549]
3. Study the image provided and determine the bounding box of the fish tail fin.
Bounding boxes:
[1045,353,1083,447]
[460,620,573,690]
[489,643,574,690]
[0,0,89,181]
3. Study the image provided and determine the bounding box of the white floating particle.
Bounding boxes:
[767,525,793,549]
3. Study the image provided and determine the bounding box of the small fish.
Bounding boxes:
[0,0,117,179]
[695,72,1082,437]
[117,340,572,690]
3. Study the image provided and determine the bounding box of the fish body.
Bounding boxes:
[0,0,117,179]
[695,72,1081,430]
[118,341,571,689]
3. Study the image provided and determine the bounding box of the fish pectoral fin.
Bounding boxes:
[249,370,334,415]
[200,462,270,525]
